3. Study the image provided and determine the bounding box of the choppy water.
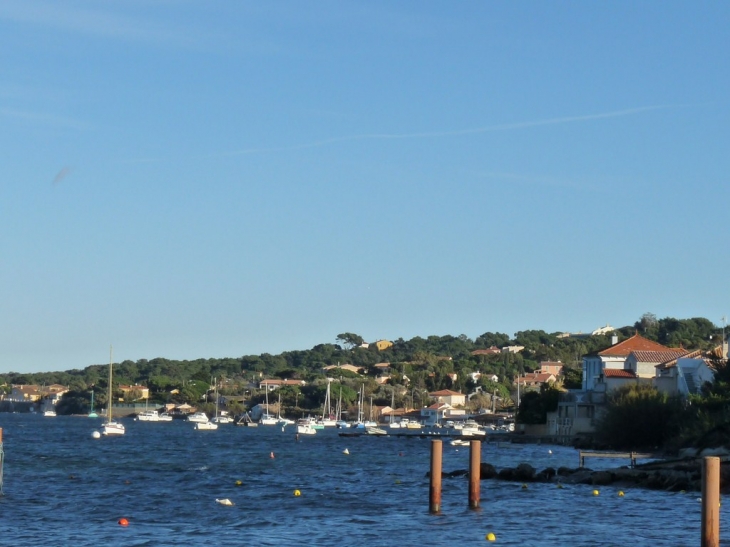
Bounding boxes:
[0,414,725,546]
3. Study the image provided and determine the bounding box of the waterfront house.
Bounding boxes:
[471,346,501,356]
[10,384,43,402]
[582,334,671,391]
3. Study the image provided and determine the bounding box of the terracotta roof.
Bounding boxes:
[516,373,556,385]
[630,349,688,363]
[598,334,669,357]
[603,369,637,378]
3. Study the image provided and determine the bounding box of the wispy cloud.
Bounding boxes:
[216,104,677,158]
[0,107,90,130]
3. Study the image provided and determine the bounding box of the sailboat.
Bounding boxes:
[102,346,125,436]
[260,382,277,425]
[211,378,232,424]
[318,380,337,427]
[335,386,348,428]
[276,391,294,426]
[388,389,400,429]
[88,389,99,418]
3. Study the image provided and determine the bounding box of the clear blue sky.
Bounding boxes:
[2,1,728,373]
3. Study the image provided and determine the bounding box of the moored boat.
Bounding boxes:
[187,412,209,424]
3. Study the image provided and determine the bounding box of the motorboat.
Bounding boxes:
[43,409,57,417]
[212,415,233,424]
[296,419,317,435]
[187,412,209,424]
[195,421,218,430]
[158,412,173,422]
[136,410,160,422]
[460,420,485,436]
[366,426,387,436]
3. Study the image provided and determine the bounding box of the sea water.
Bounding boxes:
[0,414,724,546]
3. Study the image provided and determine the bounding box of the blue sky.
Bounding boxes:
[2,1,729,373]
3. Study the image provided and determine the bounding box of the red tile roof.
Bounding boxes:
[603,369,637,378]
[428,389,463,396]
[598,334,669,356]
[630,349,689,363]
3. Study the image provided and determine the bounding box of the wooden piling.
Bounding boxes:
[469,439,481,509]
[701,456,720,547]
[429,439,442,514]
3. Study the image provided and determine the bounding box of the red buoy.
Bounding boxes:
[118,518,129,527]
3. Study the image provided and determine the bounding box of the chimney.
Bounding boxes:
[611,334,618,345]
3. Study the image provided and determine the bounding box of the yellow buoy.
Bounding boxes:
[593,489,599,496]
[618,491,625,497]
[235,480,242,486]
[557,483,564,489]
[521,483,528,489]
[486,532,496,542]
[293,489,301,497]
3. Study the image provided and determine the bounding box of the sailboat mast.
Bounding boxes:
[107,346,113,422]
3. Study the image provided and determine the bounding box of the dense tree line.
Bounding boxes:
[1,314,723,418]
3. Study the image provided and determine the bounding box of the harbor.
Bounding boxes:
[0,413,726,546]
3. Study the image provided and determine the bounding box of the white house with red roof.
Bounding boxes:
[582,334,672,390]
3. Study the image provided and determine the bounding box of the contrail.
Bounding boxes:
[215,104,677,158]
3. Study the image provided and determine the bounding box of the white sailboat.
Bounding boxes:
[102,346,125,436]
[276,392,294,426]
[388,389,400,429]
[260,383,277,425]
[335,386,348,428]
[318,380,337,427]
[211,379,232,424]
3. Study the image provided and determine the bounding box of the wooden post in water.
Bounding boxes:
[468,439,481,509]
[0,427,4,495]
[701,456,720,547]
[429,439,442,514]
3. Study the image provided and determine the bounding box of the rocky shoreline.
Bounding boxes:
[438,457,730,493]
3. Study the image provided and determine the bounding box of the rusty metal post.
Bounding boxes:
[469,439,481,509]
[702,456,720,547]
[429,439,442,514]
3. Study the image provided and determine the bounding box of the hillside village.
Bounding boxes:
[2,315,728,450]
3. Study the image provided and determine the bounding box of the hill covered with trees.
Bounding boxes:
[0,314,722,418]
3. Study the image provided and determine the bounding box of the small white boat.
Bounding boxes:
[461,420,485,436]
[136,410,159,422]
[158,412,173,422]
[450,439,471,446]
[260,413,278,426]
[187,412,209,423]
[195,421,218,430]
[296,419,317,435]
[212,415,233,424]
[103,421,126,436]
[43,409,57,417]
[366,426,387,436]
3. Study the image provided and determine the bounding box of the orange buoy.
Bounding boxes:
[118,518,129,527]
[270,452,275,459]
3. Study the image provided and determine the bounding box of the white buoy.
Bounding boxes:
[548,449,553,455]
[216,498,234,506]
[343,448,350,455]
[92,431,101,439]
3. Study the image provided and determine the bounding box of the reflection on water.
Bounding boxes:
[0,414,724,546]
